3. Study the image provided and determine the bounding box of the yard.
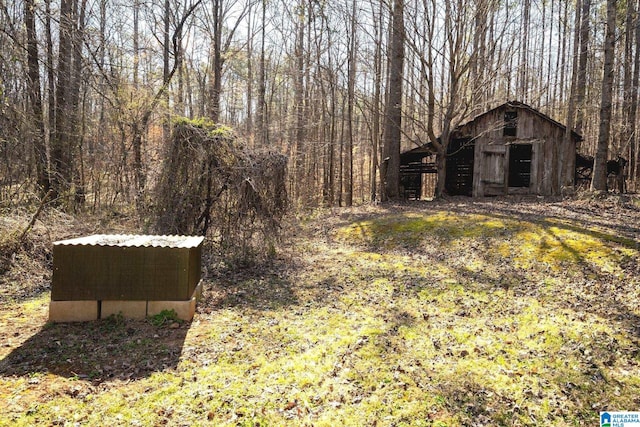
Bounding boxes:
[1,195,640,426]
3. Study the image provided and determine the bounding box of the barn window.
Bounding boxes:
[504,111,518,137]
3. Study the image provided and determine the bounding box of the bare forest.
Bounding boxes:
[4,2,640,425]
[1,0,639,211]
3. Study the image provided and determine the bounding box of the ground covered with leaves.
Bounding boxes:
[1,194,640,426]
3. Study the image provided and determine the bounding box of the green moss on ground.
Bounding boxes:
[1,204,639,426]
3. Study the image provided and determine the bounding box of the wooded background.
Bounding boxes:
[0,0,637,210]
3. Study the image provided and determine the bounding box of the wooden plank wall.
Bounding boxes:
[467,107,575,197]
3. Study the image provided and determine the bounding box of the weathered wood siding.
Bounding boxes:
[457,105,577,197]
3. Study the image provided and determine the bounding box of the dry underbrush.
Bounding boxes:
[0,205,139,304]
[152,121,288,264]
[0,209,59,303]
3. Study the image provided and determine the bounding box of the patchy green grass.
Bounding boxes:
[1,202,640,426]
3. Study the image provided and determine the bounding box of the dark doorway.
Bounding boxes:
[508,144,532,187]
[400,151,437,199]
[445,138,475,196]
[400,172,422,199]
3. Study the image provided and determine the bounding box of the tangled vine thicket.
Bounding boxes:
[153,121,288,262]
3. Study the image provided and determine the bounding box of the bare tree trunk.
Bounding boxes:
[546,0,554,108]
[50,0,75,201]
[624,0,634,143]
[381,0,404,201]
[162,0,171,141]
[338,100,344,206]
[317,6,337,207]
[575,0,591,134]
[432,0,465,198]
[344,0,357,207]
[96,0,107,159]
[133,0,139,89]
[552,0,561,112]
[329,93,336,206]
[293,0,306,203]
[558,0,569,107]
[89,0,107,209]
[424,0,439,194]
[370,0,383,203]
[320,76,331,206]
[69,0,87,208]
[25,0,49,194]
[560,0,582,189]
[591,0,616,191]
[132,0,146,196]
[246,5,253,144]
[304,8,313,198]
[210,0,223,122]
[256,0,267,146]
[617,0,633,190]
[538,0,546,106]
[45,0,55,140]
[518,0,531,101]
[175,4,185,117]
[471,0,488,116]
[632,0,640,186]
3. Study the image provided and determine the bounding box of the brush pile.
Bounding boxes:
[153,121,288,263]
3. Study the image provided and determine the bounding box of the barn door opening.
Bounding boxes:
[508,144,532,188]
[446,138,474,196]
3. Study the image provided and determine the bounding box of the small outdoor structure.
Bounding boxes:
[49,234,204,322]
[401,101,583,197]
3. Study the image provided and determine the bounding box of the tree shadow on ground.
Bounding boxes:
[0,317,189,384]
[440,196,640,245]
[334,199,640,336]
[198,261,300,313]
[435,375,599,426]
[443,203,640,341]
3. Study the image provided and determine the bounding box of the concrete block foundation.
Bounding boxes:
[101,300,148,320]
[48,281,203,322]
[49,300,99,322]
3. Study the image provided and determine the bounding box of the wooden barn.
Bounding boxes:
[400,101,583,198]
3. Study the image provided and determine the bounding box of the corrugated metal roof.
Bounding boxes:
[53,234,204,248]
